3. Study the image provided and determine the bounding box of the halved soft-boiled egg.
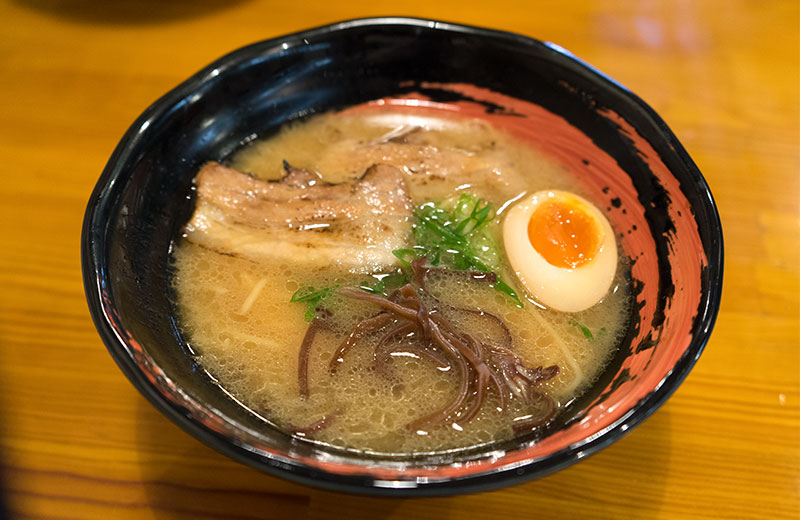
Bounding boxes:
[503,190,617,312]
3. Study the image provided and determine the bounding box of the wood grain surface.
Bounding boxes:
[1,0,798,518]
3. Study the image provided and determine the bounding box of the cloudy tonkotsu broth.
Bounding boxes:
[172,110,631,455]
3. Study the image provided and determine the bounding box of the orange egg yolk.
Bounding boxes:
[527,198,602,269]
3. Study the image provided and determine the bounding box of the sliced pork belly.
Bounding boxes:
[183,161,412,273]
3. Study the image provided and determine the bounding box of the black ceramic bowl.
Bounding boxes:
[82,18,723,495]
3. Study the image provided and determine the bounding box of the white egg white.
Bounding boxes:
[503,190,617,312]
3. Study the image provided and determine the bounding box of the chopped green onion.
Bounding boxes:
[391,248,418,267]
[570,319,594,340]
[403,193,523,306]
[493,279,524,308]
[290,285,337,322]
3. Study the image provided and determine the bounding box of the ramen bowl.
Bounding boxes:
[82,18,723,495]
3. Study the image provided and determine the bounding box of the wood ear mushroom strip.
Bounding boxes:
[296,258,559,435]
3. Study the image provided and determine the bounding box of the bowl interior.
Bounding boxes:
[84,18,722,494]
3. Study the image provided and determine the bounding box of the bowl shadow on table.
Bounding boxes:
[15,0,252,25]
[136,395,672,519]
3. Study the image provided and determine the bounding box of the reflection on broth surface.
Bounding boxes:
[172,109,632,455]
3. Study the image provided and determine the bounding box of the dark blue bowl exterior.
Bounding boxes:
[82,18,723,495]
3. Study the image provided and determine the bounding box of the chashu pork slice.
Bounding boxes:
[183,161,413,273]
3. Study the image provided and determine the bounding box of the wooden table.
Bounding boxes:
[1,1,797,518]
